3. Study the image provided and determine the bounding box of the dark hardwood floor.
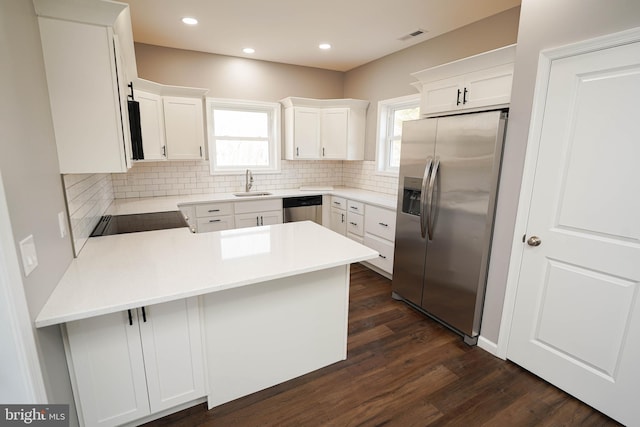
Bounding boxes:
[144,264,621,427]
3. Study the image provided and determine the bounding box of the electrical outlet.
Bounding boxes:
[58,211,67,238]
[19,234,38,277]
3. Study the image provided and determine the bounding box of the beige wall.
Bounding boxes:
[0,0,77,423]
[344,7,521,159]
[484,0,640,345]
[135,43,344,101]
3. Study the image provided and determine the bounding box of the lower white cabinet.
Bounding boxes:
[65,298,205,427]
[234,199,283,229]
[363,205,397,277]
[329,196,347,235]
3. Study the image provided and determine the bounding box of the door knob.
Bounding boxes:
[527,236,542,247]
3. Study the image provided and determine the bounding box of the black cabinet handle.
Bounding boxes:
[379,222,389,227]
[127,309,133,326]
[350,222,358,226]
[296,147,299,156]
[209,219,221,223]
[322,147,325,157]
[341,213,345,223]
[456,89,462,106]
[142,307,147,323]
[162,146,166,157]
[379,254,387,259]
[208,209,220,213]
[199,146,203,157]
[463,87,468,104]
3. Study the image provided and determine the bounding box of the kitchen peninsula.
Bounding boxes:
[36,221,377,426]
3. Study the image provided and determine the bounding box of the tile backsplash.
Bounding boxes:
[63,173,114,256]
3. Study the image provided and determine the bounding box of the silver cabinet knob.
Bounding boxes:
[527,236,542,247]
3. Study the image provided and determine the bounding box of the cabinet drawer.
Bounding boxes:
[196,215,234,232]
[347,200,364,214]
[346,211,364,236]
[331,196,346,210]
[364,234,394,274]
[195,202,233,218]
[234,199,282,214]
[364,205,396,241]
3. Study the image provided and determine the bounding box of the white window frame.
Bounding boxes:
[206,98,281,175]
[376,94,421,176]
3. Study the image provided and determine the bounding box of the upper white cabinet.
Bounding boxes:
[135,90,166,160]
[163,96,205,160]
[281,97,369,160]
[412,45,516,117]
[35,0,136,173]
[133,79,208,162]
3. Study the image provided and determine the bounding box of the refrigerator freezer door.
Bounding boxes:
[392,119,437,306]
[420,110,505,337]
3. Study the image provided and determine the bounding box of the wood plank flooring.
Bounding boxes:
[143,264,621,427]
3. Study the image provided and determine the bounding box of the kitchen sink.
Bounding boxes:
[233,192,272,197]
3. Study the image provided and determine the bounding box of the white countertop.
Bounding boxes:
[106,187,397,215]
[35,221,378,328]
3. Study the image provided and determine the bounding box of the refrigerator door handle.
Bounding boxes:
[420,157,433,238]
[426,158,440,240]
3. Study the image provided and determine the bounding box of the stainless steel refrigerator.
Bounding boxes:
[391,110,507,344]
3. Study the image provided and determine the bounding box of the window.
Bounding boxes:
[207,99,281,174]
[376,95,420,175]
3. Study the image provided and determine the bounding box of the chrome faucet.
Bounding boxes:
[245,169,254,192]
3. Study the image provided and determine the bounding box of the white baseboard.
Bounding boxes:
[477,335,503,359]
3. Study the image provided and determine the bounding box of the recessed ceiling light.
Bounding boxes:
[181,17,198,25]
[319,43,332,50]
[243,47,255,54]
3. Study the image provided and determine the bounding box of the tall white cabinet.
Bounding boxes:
[280,97,369,160]
[35,1,137,173]
[64,298,205,427]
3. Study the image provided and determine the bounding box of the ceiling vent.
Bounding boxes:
[398,29,427,41]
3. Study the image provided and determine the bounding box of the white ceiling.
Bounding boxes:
[122,0,520,72]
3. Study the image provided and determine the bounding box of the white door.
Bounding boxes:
[293,107,321,159]
[507,40,640,426]
[135,90,166,160]
[329,207,346,235]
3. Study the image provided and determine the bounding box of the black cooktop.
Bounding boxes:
[90,211,188,237]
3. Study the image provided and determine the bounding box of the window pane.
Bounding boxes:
[214,110,268,138]
[216,139,269,167]
[392,107,420,136]
[389,137,401,168]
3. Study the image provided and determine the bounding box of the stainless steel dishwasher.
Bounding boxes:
[283,195,322,224]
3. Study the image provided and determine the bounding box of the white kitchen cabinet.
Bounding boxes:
[194,202,234,233]
[412,44,516,117]
[135,90,166,160]
[37,16,132,173]
[363,204,397,277]
[163,96,206,160]
[64,297,205,427]
[346,200,364,240]
[329,196,347,235]
[234,199,283,228]
[281,97,369,160]
[290,108,321,159]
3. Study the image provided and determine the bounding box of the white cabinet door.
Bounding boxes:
[321,108,348,159]
[135,90,166,160]
[420,76,464,116]
[163,96,205,160]
[462,63,514,111]
[235,210,283,228]
[329,208,346,235]
[139,298,205,413]
[38,17,130,173]
[66,311,150,427]
[293,107,321,159]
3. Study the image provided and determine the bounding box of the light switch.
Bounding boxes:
[19,234,38,277]
[58,211,67,238]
